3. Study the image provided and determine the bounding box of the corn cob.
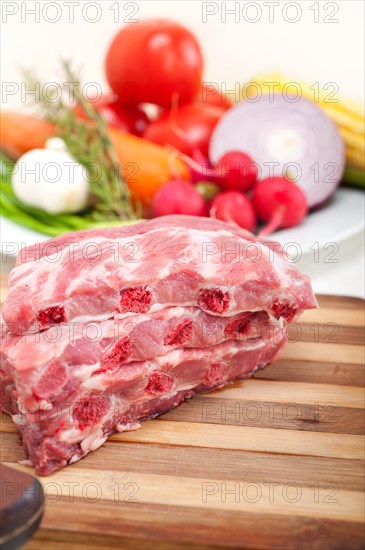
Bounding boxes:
[244,73,365,173]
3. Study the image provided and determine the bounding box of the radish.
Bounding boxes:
[176,149,219,184]
[176,150,258,192]
[216,151,258,191]
[253,177,308,237]
[210,191,257,232]
[152,180,207,217]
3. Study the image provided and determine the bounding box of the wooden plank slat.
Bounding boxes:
[6,463,364,523]
[109,420,364,460]
[300,306,365,327]
[315,294,364,310]
[23,530,214,550]
[279,341,364,364]
[207,379,365,408]
[2,433,364,492]
[287,322,364,346]
[23,498,365,550]
[164,397,365,435]
[2,414,363,459]
[2,432,364,492]
[255,358,365,387]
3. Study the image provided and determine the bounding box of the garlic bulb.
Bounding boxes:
[12,138,89,214]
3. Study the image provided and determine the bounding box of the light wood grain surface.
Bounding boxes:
[1,274,364,549]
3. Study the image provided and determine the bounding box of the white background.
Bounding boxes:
[1,0,364,296]
[2,0,365,106]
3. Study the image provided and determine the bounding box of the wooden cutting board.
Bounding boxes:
[1,283,364,550]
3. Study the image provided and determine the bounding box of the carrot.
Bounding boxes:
[0,112,54,159]
[0,111,190,206]
[108,128,189,207]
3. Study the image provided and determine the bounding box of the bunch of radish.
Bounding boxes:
[151,90,346,236]
[151,149,308,237]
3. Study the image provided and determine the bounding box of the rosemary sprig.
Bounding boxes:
[24,62,136,221]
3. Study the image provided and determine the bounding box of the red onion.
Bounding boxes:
[209,94,345,208]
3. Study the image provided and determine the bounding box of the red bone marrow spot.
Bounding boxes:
[119,286,152,313]
[198,288,230,314]
[37,306,66,328]
[163,319,193,346]
[146,371,174,395]
[73,395,110,430]
[99,337,131,371]
[271,299,297,322]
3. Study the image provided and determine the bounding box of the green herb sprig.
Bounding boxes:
[24,61,136,221]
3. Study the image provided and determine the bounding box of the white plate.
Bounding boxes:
[1,188,364,257]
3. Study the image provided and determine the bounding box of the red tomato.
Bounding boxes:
[196,83,232,111]
[105,19,203,107]
[74,95,149,136]
[143,103,225,158]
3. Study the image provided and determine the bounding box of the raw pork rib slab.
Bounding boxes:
[3,216,317,334]
[0,215,317,474]
[1,308,274,379]
[1,326,286,475]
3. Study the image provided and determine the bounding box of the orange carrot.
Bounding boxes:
[0,111,189,206]
[108,127,189,206]
[0,112,54,159]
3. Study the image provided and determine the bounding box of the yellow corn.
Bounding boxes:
[244,73,365,170]
[346,146,365,169]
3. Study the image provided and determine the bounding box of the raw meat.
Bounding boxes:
[0,326,286,475]
[15,216,259,265]
[3,216,317,334]
[0,308,277,415]
[1,306,274,370]
[0,216,316,475]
